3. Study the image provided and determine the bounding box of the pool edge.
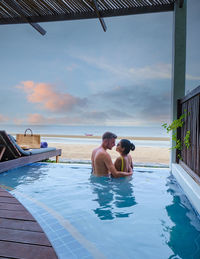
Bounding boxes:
[172,163,200,216]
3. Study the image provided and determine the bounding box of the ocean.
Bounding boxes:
[2,124,168,138]
[1,124,170,148]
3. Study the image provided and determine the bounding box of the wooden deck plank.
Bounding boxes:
[0,228,52,246]
[0,218,43,232]
[0,209,35,221]
[0,188,58,258]
[0,197,20,204]
[0,241,57,259]
[0,202,27,211]
[0,191,13,198]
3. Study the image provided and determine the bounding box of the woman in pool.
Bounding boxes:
[114,139,135,172]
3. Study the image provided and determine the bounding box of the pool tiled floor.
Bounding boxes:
[11,191,94,259]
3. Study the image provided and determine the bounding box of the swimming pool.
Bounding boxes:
[0,163,199,259]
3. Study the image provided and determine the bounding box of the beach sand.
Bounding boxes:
[49,142,170,165]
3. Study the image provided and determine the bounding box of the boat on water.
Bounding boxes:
[85,133,93,136]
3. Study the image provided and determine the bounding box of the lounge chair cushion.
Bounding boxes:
[8,135,31,156]
[8,135,56,156]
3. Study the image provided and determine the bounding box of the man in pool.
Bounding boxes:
[91,132,133,177]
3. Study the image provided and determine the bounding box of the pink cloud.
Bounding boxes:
[27,113,83,125]
[28,114,45,124]
[0,114,8,123]
[13,118,24,125]
[18,81,86,112]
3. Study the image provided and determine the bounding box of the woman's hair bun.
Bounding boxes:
[130,143,135,151]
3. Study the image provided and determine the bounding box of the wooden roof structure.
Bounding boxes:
[0,0,178,35]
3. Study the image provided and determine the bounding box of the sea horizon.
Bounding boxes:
[1,124,170,148]
[1,124,169,138]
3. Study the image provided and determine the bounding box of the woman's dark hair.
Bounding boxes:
[121,139,135,155]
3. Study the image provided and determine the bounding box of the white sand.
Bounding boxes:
[49,143,170,165]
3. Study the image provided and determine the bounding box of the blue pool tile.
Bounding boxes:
[55,245,76,257]
[58,252,76,259]
[50,238,63,247]
[82,256,94,259]
[41,225,55,235]
[67,240,83,251]
[72,247,91,258]
[54,228,70,237]
[61,234,75,244]
[2,164,199,259]
[50,222,64,231]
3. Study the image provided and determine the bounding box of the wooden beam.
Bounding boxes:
[179,0,184,8]
[4,0,46,35]
[0,4,174,25]
[91,0,107,32]
[179,85,200,104]
[29,22,46,36]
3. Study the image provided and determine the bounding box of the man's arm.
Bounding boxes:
[114,157,121,171]
[105,154,132,178]
[91,149,96,173]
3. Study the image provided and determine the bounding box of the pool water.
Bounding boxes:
[0,163,200,259]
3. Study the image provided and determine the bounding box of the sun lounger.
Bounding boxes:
[0,130,61,173]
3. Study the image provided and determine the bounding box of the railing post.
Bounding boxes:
[176,99,182,163]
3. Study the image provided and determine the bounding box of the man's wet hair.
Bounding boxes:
[102,132,117,140]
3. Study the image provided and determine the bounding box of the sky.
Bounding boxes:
[0,0,199,127]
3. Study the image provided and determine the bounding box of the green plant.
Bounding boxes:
[162,110,190,160]
[184,130,191,148]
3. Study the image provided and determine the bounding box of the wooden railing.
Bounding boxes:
[177,85,200,178]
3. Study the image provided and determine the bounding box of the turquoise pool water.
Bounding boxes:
[0,163,200,259]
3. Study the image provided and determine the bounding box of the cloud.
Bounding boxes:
[74,54,171,80]
[65,64,78,71]
[75,54,127,77]
[88,83,171,125]
[26,112,108,125]
[186,74,200,80]
[28,114,46,124]
[13,118,24,125]
[129,64,171,79]
[74,54,200,82]
[16,80,172,126]
[18,81,87,113]
[0,114,8,123]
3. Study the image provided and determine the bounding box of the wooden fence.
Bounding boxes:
[177,85,200,179]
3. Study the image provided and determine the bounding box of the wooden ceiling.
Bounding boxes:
[0,0,177,34]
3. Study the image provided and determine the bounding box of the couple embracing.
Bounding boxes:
[91,132,135,178]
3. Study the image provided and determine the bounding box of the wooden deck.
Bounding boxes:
[0,148,62,174]
[0,187,58,259]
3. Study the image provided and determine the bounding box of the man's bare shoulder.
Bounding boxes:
[92,146,101,157]
[95,147,110,158]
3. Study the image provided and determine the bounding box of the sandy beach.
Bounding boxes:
[49,141,170,165]
[12,132,170,165]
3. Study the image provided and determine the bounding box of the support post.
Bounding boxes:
[56,156,59,163]
[171,0,187,164]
